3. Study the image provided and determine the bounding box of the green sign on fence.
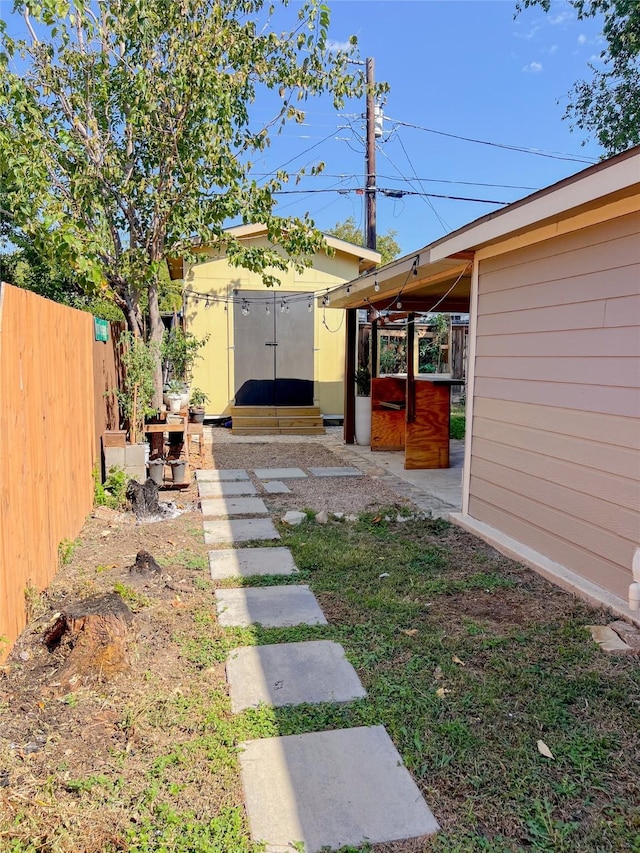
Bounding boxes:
[94,317,109,342]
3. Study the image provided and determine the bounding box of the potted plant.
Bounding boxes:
[189,387,209,423]
[164,379,186,414]
[354,366,371,446]
[161,327,209,402]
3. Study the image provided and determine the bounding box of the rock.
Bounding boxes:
[316,510,329,525]
[333,512,345,520]
[282,511,307,526]
[609,620,640,651]
[587,625,632,654]
[18,651,30,662]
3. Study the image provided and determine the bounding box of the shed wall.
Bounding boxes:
[468,212,640,600]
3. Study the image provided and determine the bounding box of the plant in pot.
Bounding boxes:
[354,366,371,446]
[164,379,185,414]
[189,387,209,423]
[161,327,209,406]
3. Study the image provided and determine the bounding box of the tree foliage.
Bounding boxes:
[327,216,401,265]
[0,0,370,402]
[518,0,640,154]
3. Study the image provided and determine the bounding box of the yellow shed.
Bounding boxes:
[174,224,379,425]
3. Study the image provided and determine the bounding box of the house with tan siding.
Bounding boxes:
[326,145,640,622]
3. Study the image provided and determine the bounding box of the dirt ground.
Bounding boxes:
[0,437,414,850]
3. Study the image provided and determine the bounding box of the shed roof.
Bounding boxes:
[166,223,381,280]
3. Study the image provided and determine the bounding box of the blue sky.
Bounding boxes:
[251,0,607,254]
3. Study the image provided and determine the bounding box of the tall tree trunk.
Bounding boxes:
[147,276,165,409]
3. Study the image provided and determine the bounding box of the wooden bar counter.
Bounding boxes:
[370,375,463,469]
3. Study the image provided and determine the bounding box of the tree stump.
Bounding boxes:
[44,593,133,692]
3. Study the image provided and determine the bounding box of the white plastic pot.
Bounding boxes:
[355,395,371,446]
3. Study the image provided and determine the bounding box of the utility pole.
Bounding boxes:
[365,57,377,252]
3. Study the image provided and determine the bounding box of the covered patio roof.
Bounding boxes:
[323,250,474,314]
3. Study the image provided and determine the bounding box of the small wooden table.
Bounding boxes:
[144,415,189,462]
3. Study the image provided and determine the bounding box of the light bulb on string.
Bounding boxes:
[346,285,351,294]
[374,279,380,292]
[280,301,286,313]
[285,303,289,313]
[397,300,402,310]
[265,303,270,315]
[308,299,312,312]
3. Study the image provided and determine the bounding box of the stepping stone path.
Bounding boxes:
[215,586,327,628]
[209,547,298,580]
[200,497,269,518]
[203,518,280,545]
[199,480,258,497]
[196,465,438,851]
[226,640,366,712]
[253,467,307,480]
[196,468,250,481]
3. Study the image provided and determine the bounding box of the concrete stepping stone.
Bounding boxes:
[261,480,291,494]
[198,480,258,498]
[239,725,439,852]
[215,586,326,627]
[195,469,249,481]
[226,640,366,712]
[204,518,280,545]
[309,466,363,477]
[209,547,298,580]
[253,467,307,480]
[200,497,269,518]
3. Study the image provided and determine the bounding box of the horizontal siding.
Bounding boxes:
[473,398,639,449]
[473,416,639,481]
[468,496,632,601]
[477,355,638,388]
[479,263,638,315]
[476,326,639,359]
[469,214,640,599]
[479,210,640,280]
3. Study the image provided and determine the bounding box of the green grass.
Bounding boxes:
[450,412,465,440]
[5,510,638,853]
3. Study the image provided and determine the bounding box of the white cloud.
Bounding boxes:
[577,33,587,45]
[543,44,559,55]
[549,10,573,25]
[514,23,542,40]
[523,61,543,73]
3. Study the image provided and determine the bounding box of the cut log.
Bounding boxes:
[44,593,133,692]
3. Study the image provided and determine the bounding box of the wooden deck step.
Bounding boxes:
[229,405,325,436]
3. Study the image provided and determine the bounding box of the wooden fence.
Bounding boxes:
[0,283,122,660]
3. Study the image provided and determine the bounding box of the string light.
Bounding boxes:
[308,299,313,312]
[346,284,351,294]
[286,303,290,313]
[374,279,380,292]
[280,300,286,313]
[265,303,270,315]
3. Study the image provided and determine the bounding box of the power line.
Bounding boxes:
[384,116,598,164]
[270,186,508,204]
[394,132,452,233]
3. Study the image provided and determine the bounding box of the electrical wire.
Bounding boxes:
[395,132,452,233]
[385,116,598,164]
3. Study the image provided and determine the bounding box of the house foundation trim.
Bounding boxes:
[449,512,640,628]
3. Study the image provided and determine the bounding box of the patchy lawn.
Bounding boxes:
[0,447,638,853]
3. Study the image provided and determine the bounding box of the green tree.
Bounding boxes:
[0,0,369,404]
[518,0,640,154]
[327,216,401,265]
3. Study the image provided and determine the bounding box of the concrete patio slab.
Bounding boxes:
[253,467,307,480]
[195,469,249,481]
[239,725,439,852]
[226,640,366,712]
[204,518,280,545]
[198,481,258,498]
[261,481,291,494]
[209,547,298,580]
[308,466,363,477]
[215,586,326,627]
[200,497,269,518]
